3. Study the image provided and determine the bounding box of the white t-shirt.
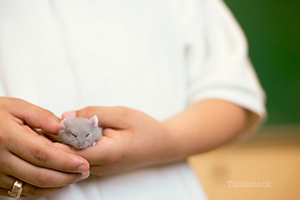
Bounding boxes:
[0,0,265,199]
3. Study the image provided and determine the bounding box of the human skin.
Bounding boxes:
[0,97,90,198]
[56,99,257,176]
[0,98,257,198]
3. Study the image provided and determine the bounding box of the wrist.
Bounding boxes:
[158,121,185,162]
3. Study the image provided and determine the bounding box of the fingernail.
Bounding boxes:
[80,171,90,180]
[78,165,88,173]
[63,111,76,119]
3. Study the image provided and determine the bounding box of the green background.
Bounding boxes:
[223,0,300,126]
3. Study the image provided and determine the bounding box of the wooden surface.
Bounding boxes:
[188,128,300,200]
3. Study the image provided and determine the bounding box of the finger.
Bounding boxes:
[62,111,76,119]
[0,176,63,198]
[57,130,122,166]
[52,142,99,164]
[5,154,90,188]
[22,125,55,145]
[7,122,89,173]
[63,106,132,129]
[5,97,62,133]
[22,125,39,136]
[52,127,116,153]
[52,142,77,153]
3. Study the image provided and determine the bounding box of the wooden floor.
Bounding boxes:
[188,126,300,200]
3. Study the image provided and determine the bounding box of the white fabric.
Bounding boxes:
[0,0,265,199]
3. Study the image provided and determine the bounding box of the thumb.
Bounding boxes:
[63,106,130,129]
[62,111,76,119]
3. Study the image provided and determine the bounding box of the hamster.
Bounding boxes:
[58,115,103,149]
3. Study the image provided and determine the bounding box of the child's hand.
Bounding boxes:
[58,106,176,176]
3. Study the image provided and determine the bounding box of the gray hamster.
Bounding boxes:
[58,115,103,149]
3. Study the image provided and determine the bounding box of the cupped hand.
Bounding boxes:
[0,97,90,198]
[58,106,177,176]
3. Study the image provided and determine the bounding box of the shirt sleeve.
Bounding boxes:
[184,0,266,141]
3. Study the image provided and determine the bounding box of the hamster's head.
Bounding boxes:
[59,115,102,149]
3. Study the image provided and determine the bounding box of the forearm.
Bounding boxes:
[163,99,256,160]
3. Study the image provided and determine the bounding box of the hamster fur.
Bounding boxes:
[58,115,103,149]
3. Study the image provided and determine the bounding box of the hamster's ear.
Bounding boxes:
[90,115,98,127]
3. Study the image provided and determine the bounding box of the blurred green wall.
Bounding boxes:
[224,0,300,125]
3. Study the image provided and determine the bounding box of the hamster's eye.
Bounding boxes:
[72,133,77,138]
[86,132,90,137]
